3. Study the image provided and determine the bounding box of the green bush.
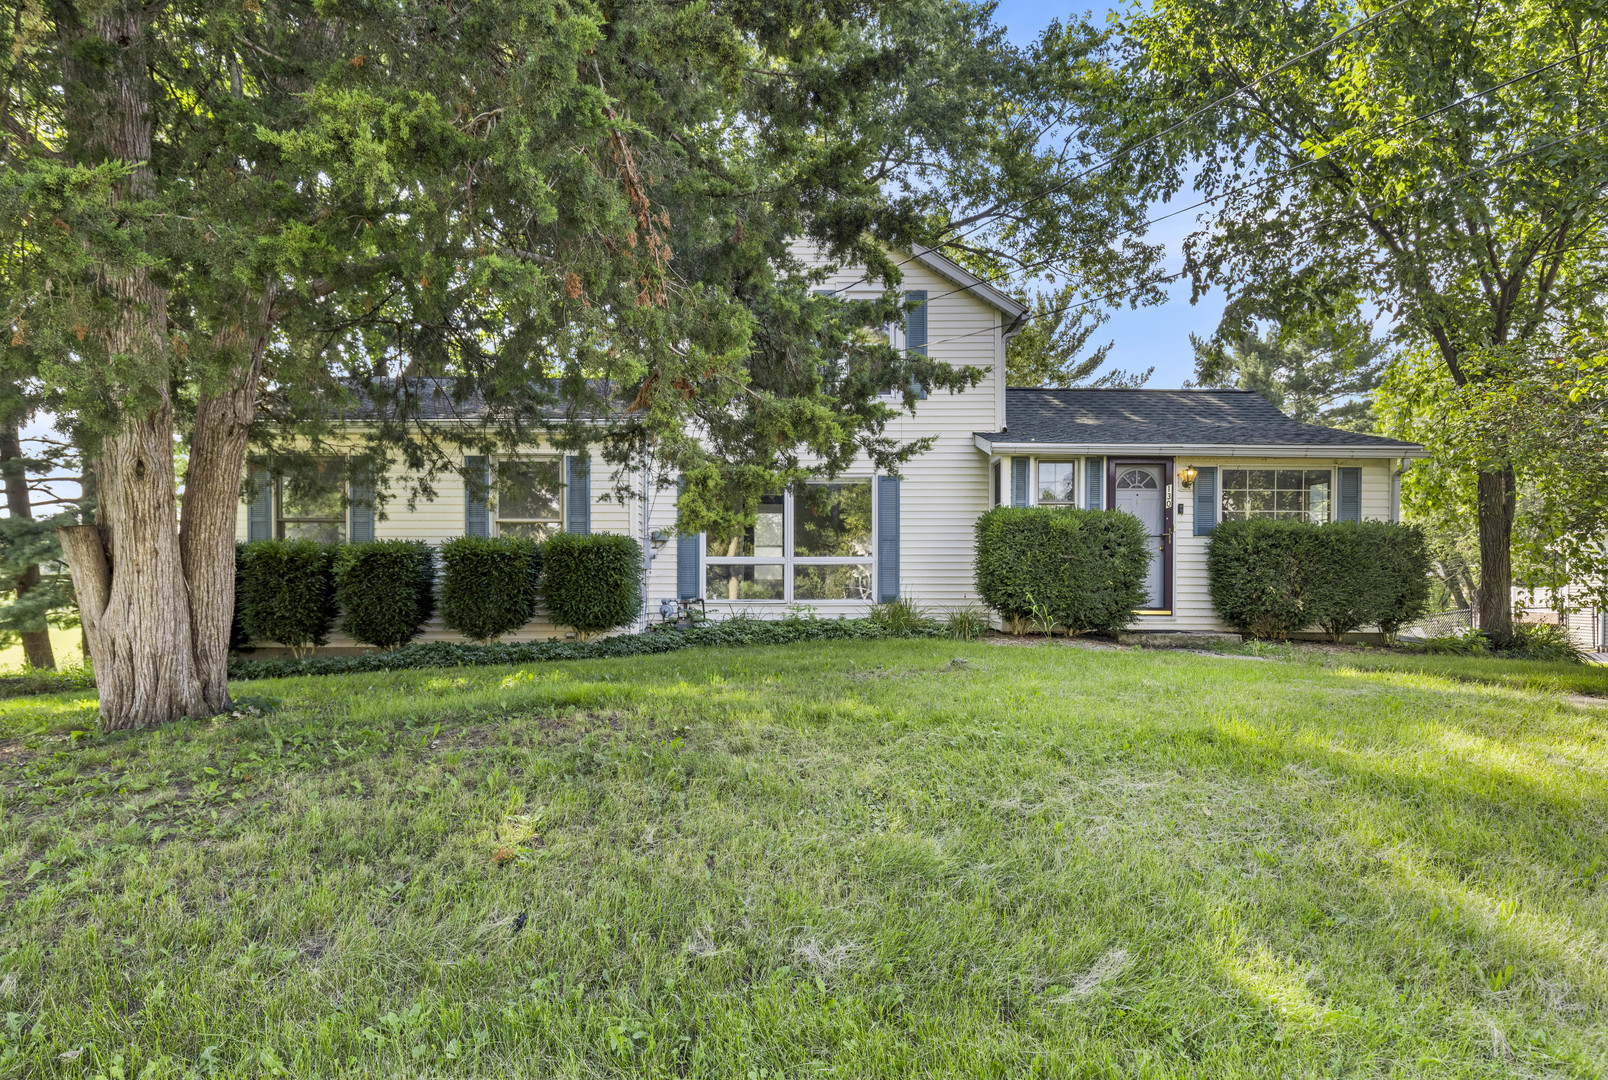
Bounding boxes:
[1206,519,1315,640]
[1366,521,1432,638]
[540,532,642,639]
[229,541,252,652]
[439,536,541,643]
[335,540,438,649]
[237,539,338,656]
[1208,519,1432,640]
[1502,622,1587,663]
[974,507,1149,635]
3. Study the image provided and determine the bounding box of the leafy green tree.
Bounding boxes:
[1191,323,1388,431]
[1101,0,1608,641]
[3,0,1130,727]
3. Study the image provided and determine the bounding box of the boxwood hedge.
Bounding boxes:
[236,539,338,655]
[334,540,438,649]
[1207,518,1430,640]
[974,506,1149,635]
[438,535,542,643]
[540,532,642,639]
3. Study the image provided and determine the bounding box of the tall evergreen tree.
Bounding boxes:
[1191,323,1389,431]
[1,1,1139,727]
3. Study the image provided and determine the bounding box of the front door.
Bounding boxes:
[1111,461,1171,611]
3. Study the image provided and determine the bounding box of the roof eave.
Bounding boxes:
[973,434,1426,459]
[907,246,1029,322]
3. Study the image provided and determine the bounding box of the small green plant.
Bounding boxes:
[1415,627,1489,655]
[1025,590,1056,638]
[868,597,936,634]
[944,603,991,641]
[1501,622,1586,663]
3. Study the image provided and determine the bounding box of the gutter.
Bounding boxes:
[974,434,1427,460]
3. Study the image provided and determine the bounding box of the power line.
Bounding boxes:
[887,0,1415,277]
[911,118,1608,354]
[907,39,1608,312]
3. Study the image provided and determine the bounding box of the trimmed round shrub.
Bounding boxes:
[1206,519,1314,640]
[237,539,338,656]
[439,535,541,643]
[1208,518,1433,640]
[540,532,643,639]
[1365,521,1431,639]
[229,541,252,652]
[974,507,1149,635]
[335,540,438,649]
[1304,522,1379,642]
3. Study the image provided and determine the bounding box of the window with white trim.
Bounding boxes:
[1220,469,1332,523]
[704,482,874,602]
[496,458,563,538]
[1036,460,1078,505]
[277,459,346,542]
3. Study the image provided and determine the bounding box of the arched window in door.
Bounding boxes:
[1116,468,1159,490]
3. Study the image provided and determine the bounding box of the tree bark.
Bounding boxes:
[49,0,215,728]
[1476,467,1516,643]
[0,421,56,669]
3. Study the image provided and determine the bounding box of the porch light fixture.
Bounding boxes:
[1177,465,1198,489]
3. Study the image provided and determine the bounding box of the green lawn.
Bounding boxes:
[2,640,1605,1078]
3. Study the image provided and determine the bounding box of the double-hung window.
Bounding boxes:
[704,482,875,602]
[1036,461,1078,506]
[277,459,347,542]
[496,459,563,538]
[1220,469,1332,523]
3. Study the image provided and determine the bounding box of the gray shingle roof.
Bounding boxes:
[981,388,1421,452]
[335,377,615,420]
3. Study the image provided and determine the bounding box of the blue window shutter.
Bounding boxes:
[676,476,700,600]
[246,462,272,541]
[1338,467,1361,522]
[1193,466,1218,536]
[1086,456,1104,510]
[1011,457,1029,506]
[877,475,900,601]
[464,456,489,536]
[566,455,591,534]
[348,460,374,543]
[904,290,928,399]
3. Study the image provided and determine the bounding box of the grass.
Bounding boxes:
[0,626,84,674]
[1,640,1605,1078]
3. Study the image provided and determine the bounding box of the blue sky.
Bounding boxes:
[989,2,1223,387]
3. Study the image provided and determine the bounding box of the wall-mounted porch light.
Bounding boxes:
[1177,465,1199,490]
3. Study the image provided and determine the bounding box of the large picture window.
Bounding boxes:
[704,482,874,602]
[1220,469,1332,523]
[277,459,347,542]
[497,459,563,538]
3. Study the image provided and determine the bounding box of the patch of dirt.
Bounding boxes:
[1562,694,1607,710]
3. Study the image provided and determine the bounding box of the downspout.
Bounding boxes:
[1390,457,1404,523]
[640,448,654,632]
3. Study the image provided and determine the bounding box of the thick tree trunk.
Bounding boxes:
[0,421,55,669]
[1476,467,1516,643]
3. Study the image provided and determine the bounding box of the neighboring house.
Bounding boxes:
[237,246,1426,649]
[1513,579,1606,653]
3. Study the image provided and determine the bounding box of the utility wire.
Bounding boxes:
[905,39,1608,311]
[886,0,1415,278]
[910,118,1608,354]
